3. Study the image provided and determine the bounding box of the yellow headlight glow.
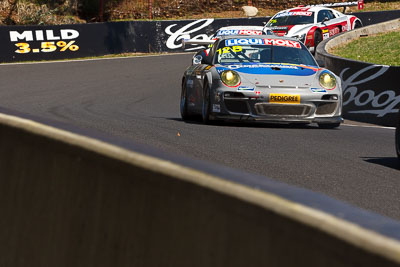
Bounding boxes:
[319,72,336,90]
[221,70,240,87]
[226,71,234,81]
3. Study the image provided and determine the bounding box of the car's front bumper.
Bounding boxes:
[211,91,343,124]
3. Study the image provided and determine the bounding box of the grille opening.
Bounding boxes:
[321,94,338,100]
[255,104,312,116]
[316,102,338,115]
[224,92,245,98]
[224,100,249,113]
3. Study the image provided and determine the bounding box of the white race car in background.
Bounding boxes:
[264,3,363,53]
[183,25,274,64]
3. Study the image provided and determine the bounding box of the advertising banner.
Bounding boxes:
[322,52,400,127]
[0,17,267,62]
[0,10,399,63]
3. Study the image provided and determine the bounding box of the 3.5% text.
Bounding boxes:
[15,41,80,54]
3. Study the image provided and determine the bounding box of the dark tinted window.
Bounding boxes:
[327,10,336,19]
[317,10,334,22]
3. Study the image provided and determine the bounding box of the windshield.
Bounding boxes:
[211,28,264,39]
[267,12,315,26]
[214,38,317,66]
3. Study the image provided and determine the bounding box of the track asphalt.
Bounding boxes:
[1,54,399,220]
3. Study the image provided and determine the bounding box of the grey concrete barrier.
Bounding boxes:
[1,111,400,267]
[316,19,400,127]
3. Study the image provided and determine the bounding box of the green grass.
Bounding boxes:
[331,29,400,66]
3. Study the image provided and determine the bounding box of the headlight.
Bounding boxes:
[221,70,241,87]
[319,72,336,90]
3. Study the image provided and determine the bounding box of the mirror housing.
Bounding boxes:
[322,17,329,24]
[192,55,202,65]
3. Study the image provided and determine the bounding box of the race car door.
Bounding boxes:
[317,9,341,39]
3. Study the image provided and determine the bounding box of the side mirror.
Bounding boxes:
[322,17,329,23]
[316,59,325,67]
[193,55,202,65]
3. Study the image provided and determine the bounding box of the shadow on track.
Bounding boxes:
[165,117,343,130]
[362,157,400,171]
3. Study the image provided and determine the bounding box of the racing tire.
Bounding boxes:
[180,82,191,121]
[354,21,362,29]
[202,82,212,124]
[318,122,341,129]
[313,30,322,53]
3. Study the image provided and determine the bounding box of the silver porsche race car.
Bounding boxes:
[180,35,343,128]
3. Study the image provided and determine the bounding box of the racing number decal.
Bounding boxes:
[216,46,242,54]
[15,43,31,54]
[217,47,230,54]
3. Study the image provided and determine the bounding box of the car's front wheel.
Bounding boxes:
[318,122,341,129]
[354,21,362,29]
[314,30,322,52]
[202,82,212,124]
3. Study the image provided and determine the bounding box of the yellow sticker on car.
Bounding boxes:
[269,94,300,104]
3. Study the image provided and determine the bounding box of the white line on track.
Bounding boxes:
[0,52,193,66]
[342,123,395,130]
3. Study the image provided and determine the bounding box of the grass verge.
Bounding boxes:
[330,29,400,66]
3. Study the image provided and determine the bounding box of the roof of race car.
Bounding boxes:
[275,6,343,15]
[216,26,265,31]
[212,25,275,38]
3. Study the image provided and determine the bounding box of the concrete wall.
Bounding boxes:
[1,112,400,266]
[316,19,400,127]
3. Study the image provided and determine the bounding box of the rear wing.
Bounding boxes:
[305,1,357,8]
[303,1,363,12]
[181,39,215,49]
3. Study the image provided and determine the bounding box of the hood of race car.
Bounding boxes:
[269,24,313,37]
[216,63,321,87]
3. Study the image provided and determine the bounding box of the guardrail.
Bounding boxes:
[316,18,400,127]
[0,10,399,63]
[1,109,400,266]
